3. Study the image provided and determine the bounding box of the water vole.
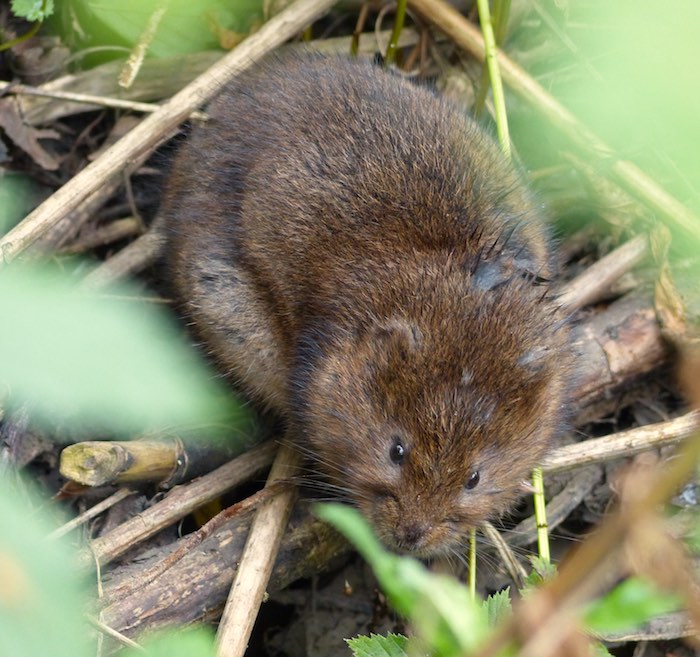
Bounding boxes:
[161,52,573,555]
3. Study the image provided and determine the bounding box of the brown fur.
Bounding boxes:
[161,52,573,555]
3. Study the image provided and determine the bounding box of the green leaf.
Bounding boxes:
[0,477,90,657]
[523,556,557,590]
[60,0,263,60]
[483,588,512,627]
[592,643,614,657]
[346,633,409,657]
[316,503,489,657]
[0,263,250,437]
[119,627,217,657]
[0,173,48,235]
[584,577,682,634]
[10,0,55,21]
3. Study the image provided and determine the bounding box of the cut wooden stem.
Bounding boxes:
[216,443,300,657]
[61,440,181,486]
[60,435,254,488]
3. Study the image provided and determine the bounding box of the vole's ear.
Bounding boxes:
[373,318,422,362]
[516,345,552,379]
[519,480,536,494]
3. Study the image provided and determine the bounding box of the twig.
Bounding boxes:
[0,81,207,121]
[81,227,168,289]
[86,614,144,652]
[558,234,649,310]
[216,443,301,657]
[508,466,601,548]
[60,218,142,255]
[542,412,700,473]
[0,0,338,265]
[49,488,136,540]
[406,0,700,242]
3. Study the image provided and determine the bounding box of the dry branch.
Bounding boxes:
[216,443,301,657]
[82,228,168,290]
[571,293,668,415]
[100,501,349,643]
[50,488,136,540]
[542,412,700,473]
[12,29,420,127]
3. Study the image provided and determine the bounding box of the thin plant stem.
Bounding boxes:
[469,527,477,601]
[385,0,408,65]
[474,0,511,116]
[532,467,550,562]
[475,0,511,158]
[0,20,42,52]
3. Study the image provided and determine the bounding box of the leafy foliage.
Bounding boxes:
[316,503,489,657]
[523,556,558,590]
[57,0,263,60]
[584,577,681,634]
[319,503,688,656]
[0,477,89,657]
[482,588,512,627]
[0,263,250,437]
[346,633,409,657]
[10,0,54,21]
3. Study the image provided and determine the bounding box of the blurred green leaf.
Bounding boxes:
[483,588,512,627]
[58,0,263,61]
[10,0,55,21]
[523,555,557,590]
[316,503,489,657]
[119,627,217,657]
[584,577,681,634]
[0,263,249,436]
[346,633,408,657]
[0,173,49,236]
[0,476,90,657]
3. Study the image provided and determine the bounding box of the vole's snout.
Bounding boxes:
[393,519,432,553]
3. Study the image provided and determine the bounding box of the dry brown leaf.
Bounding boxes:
[0,98,60,170]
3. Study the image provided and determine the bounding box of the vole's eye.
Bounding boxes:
[389,437,406,465]
[465,470,480,490]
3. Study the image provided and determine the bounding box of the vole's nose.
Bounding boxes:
[394,520,431,552]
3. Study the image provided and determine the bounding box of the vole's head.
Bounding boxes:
[299,277,572,556]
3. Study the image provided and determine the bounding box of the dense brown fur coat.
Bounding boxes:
[161,52,572,554]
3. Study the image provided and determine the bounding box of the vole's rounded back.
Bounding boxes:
[162,53,573,554]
